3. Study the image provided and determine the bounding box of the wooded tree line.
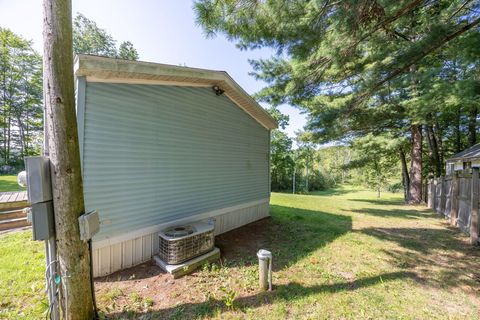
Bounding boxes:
[0,28,43,171]
[268,106,401,194]
[268,109,401,194]
[195,0,480,203]
[0,13,139,172]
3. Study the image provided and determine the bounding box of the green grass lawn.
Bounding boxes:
[0,231,46,319]
[1,186,479,319]
[0,174,26,192]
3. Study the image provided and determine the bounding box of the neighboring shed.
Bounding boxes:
[446,143,480,174]
[74,55,277,277]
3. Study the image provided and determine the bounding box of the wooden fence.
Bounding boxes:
[427,168,479,245]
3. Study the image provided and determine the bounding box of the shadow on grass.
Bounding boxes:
[273,187,357,197]
[104,271,414,319]
[346,208,434,220]
[309,187,360,196]
[358,227,480,289]
[359,226,467,254]
[216,205,352,272]
[348,198,406,206]
[96,205,353,283]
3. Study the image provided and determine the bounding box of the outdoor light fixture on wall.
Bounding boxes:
[212,85,225,96]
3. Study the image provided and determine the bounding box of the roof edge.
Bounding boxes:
[74,54,277,130]
[446,142,480,162]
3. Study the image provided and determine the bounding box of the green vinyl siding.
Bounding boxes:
[81,83,269,240]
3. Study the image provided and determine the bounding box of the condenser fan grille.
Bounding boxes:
[164,225,195,238]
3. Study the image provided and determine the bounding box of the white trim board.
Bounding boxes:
[92,198,270,250]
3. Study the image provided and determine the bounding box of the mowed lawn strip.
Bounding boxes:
[1,186,479,319]
[0,174,26,192]
[0,231,46,319]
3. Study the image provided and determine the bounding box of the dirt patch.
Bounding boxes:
[93,193,480,319]
[94,218,276,318]
[215,218,273,261]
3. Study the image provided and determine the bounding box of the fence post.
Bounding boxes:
[423,180,428,204]
[428,178,434,209]
[440,176,446,216]
[450,172,459,226]
[470,168,479,245]
[432,178,437,211]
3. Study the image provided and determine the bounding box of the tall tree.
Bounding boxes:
[347,134,400,198]
[43,0,94,318]
[73,13,140,60]
[73,13,117,57]
[194,0,480,203]
[266,106,295,191]
[118,41,139,60]
[295,138,317,192]
[0,28,43,169]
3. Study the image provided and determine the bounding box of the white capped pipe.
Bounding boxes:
[257,249,272,291]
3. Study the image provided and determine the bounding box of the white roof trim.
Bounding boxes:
[74,54,277,130]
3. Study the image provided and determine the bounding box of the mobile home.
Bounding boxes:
[74,55,277,277]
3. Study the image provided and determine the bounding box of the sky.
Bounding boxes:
[0,0,307,142]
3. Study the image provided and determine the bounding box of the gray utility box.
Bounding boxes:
[25,156,52,204]
[79,210,100,241]
[24,156,55,241]
[30,202,55,241]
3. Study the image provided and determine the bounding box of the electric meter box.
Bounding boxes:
[31,201,55,241]
[25,156,53,204]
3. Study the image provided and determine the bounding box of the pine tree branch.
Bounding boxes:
[350,16,480,111]
[345,0,423,55]
[308,0,423,85]
[448,0,473,21]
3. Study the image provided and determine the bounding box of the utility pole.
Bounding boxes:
[43,0,94,318]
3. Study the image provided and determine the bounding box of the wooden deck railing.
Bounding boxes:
[0,191,30,232]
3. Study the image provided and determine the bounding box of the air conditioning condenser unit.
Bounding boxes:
[158,221,214,265]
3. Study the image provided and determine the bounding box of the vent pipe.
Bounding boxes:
[257,249,272,291]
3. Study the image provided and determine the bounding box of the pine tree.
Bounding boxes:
[195,0,480,203]
[73,13,139,60]
[118,41,139,60]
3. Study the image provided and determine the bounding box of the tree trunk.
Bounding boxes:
[16,115,26,158]
[400,148,410,202]
[1,70,6,163]
[43,0,94,319]
[292,166,296,194]
[425,125,435,178]
[426,123,441,177]
[468,105,477,147]
[408,124,422,204]
[433,118,444,175]
[305,166,309,192]
[25,112,30,155]
[454,107,462,153]
[6,115,11,163]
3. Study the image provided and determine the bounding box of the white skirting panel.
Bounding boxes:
[213,200,270,235]
[92,199,270,277]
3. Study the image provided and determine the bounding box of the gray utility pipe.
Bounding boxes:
[257,249,272,291]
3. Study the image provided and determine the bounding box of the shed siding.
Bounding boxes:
[82,83,270,241]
